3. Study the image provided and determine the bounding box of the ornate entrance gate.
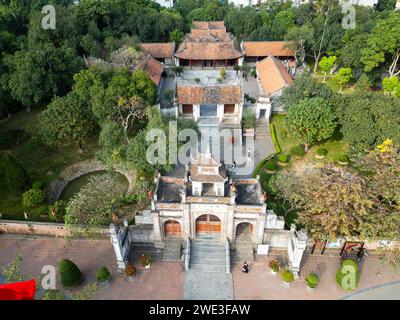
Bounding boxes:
[196,214,221,234]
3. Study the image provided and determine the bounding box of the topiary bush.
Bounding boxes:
[265,160,278,172]
[315,148,328,156]
[22,188,45,209]
[96,267,111,283]
[338,155,349,164]
[306,273,319,288]
[290,145,305,157]
[281,269,295,283]
[336,259,359,291]
[58,259,82,287]
[278,155,288,163]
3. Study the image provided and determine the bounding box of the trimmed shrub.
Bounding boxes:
[306,273,319,288]
[269,260,281,272]
[2,153,30,193]
[96,267,111,282]
[265,160,278,171]
[290,145,305,157]
[194,77,200,83]
[336,259,359,290]
[0,129,29,150]
[22,188,45,209]
[338,155,349,163]
[315,148,328,156]
[281,269,295,283]
[278,155,288,163]
[270,123,281,154]
[58,259,82,287]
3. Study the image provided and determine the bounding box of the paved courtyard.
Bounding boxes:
[1,235,400,300]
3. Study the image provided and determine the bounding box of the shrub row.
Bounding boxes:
[269,123,281,155]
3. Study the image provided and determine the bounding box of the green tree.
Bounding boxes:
[279,74,333,111]
[319,55,337,82]
[169,29,184,43]
[382,76,400,97]
[22,188,45,210]
[285,97,337,151]
[361,12,400,77]
[97,121,126,166]
[38,92,97,152]
[334,67,352,93]
[1,153,30,193]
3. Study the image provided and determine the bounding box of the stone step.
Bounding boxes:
[191,246,226,253]
[190,257,225,265]
[190,252,226,260]
[189,264,226,273]
[163,241,182,261]
[192,241,225,248]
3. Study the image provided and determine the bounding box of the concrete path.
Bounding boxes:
[183,271,233,300]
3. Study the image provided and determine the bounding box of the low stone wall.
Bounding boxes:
[263,229,292,248]
[0,220,108,238]
[128,224,155,243]
[48,159,135,203]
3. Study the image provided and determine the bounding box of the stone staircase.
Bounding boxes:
[189,235,227,273]
[255,119,271,141]
[130,243,163,262]
[163,238,182,261]
[234,236,254,263]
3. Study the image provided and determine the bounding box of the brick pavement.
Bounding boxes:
[0,235,184,300]
[1,235,400,300]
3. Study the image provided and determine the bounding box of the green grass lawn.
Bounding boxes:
[0,109,98,221]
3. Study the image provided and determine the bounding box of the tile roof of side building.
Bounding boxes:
[191,21,226,30]
[136,55,164,86]
[243,41,294,57]
[139,43,174,59]
[176,84,242,105]
[256,55,293,95]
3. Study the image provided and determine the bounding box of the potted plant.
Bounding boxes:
[145,256,152,270]
[277,155,289,167]
[96,267,111,287]
[125,263,136,281]
[315,148,328,159]
[281,269,295,287]
[305,273,319,291]
[242,109,256,137]
[268,260,281,275]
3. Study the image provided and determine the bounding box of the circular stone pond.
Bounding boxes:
[59,170,129,201]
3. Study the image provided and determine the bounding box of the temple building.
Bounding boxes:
[174,21,244,68]
[150,148,268,244]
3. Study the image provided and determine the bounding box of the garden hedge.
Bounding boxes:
[269,123,281,155]
[58,259,82,287]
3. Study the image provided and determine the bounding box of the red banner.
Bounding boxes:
[0,279,36,300]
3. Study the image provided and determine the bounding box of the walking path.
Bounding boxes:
[183,271,233,300]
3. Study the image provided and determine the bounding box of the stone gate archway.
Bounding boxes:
[164,220,182,237]
[235,222,253,240]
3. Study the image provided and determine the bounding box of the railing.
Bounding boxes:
[225,238,231,274]
[185,237,191,271]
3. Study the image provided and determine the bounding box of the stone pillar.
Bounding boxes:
[182,204,191,239]
[153,211,163,244]
[217,104,224,122]
[109,224,126,272]
[180,187,187,203]
[193,104,200,121]
[256,212,266,244]
[226,207,235,241]
[287,226,308,279]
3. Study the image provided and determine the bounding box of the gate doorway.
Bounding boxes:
[196,214,221,235]
[164,220,182,237]
[236,222,253,240]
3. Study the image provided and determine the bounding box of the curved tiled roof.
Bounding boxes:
[256,56,293,95]
[139,43,174,59]
[176,84,242,105]
[243,41,294,57]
